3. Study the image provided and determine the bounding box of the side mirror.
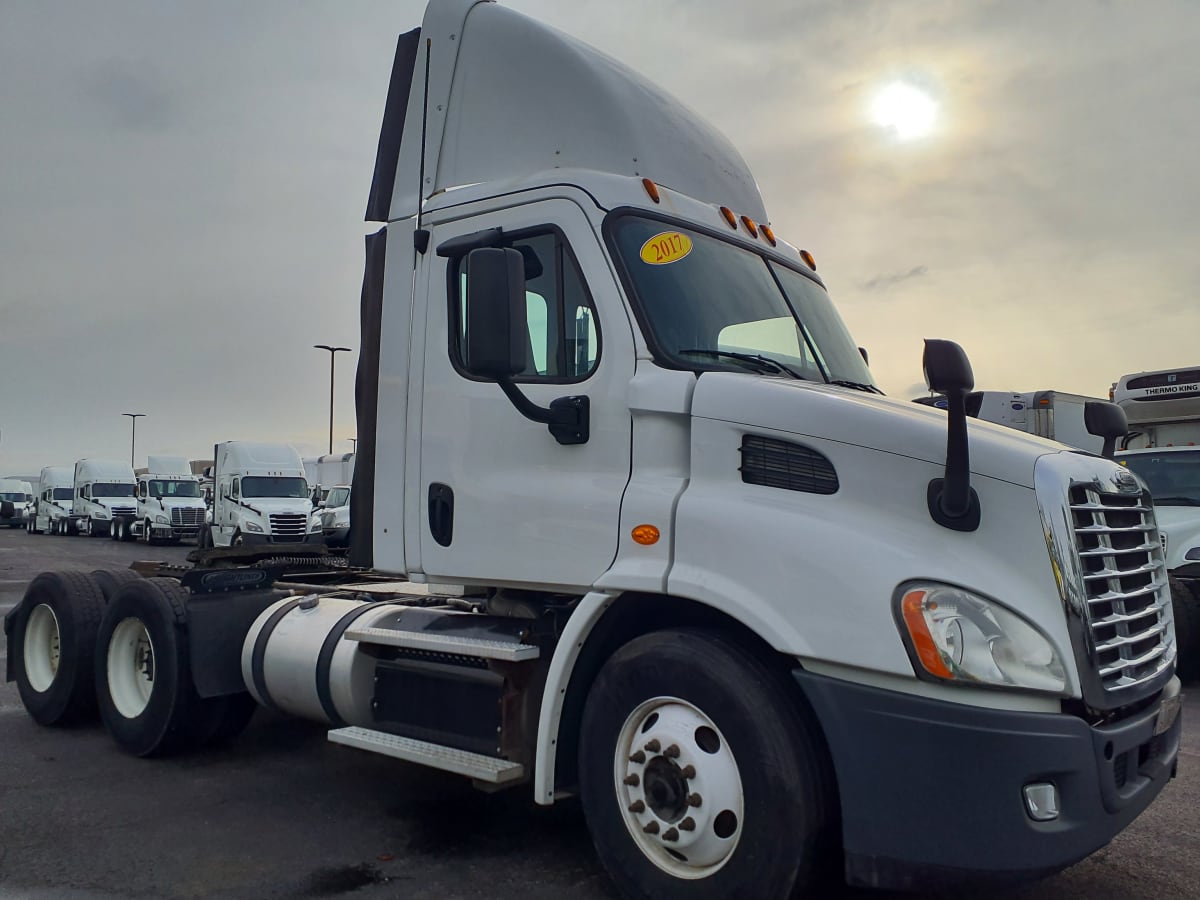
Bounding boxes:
[317,500,327,508]
[923,339,980,532]
[858,346,870,366]
[463,247,526,380]
[1084,401,1128,460]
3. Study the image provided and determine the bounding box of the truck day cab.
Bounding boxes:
[200,442,323,548]
[3,3,1182,897]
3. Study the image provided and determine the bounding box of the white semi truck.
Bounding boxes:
[919,389,1107,452]
[0,478,33,528]
[110,455,208,544]
[3,3,1182,897]
[197,442,324,548]
[1114,365,1200,680]
[68,460,137,537]
[32,467,74,535]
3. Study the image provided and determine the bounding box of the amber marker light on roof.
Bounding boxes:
[740,216,758,238]
[631,524,660,545]
[760,224,777,246]
[642,178,660,203]
[799,249,817,271]
[720,206,738,228]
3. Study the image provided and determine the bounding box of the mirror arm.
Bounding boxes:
[497,379,589,446]
[926,385,981,532]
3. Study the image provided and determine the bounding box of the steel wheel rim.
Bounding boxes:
[107,617,156,719]
[614,697,744,879]
[23,604,61,693]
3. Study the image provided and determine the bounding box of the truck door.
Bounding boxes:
[417,199,634,588]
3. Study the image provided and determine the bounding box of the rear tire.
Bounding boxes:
[196,524,212,550]
[578,629,834,900]
[1171,575,1200,683]
[95,578,217,756]
[11,571,107,725]
[90,569,144,605]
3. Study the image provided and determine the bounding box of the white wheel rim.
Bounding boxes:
[614,697,744,879]
[23,604,61,693]
[107,617,156,719]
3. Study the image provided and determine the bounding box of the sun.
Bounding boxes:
[870,81,938,140]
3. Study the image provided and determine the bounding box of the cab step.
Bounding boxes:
[343,625,540,661]
[328,726,526,784]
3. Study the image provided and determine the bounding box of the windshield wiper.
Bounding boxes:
[1150,496,1200,507]
[827,379,884,395]
[679,349,805,379]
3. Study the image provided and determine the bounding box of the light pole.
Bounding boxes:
[313,345,352,455]
[122,413,145,468]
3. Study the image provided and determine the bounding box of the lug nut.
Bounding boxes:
[664,744,680,758]
[680,764,696,779]
[662,827,679,842]
[643,821,660,835]
[629,751,646,764]
[679,817,696,832]
[687,793,702,808]
[628,800,645,814]
[644,739,661,753]
[623,774,640,787]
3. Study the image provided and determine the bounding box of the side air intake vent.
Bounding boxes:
[740,435,838,495]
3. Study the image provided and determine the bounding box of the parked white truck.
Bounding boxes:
[0,478,33,528]
[197,442,323,548]
[1114,366,1200,680]
[110,456,208,544]
[920,389,1107,452]
[3,3,1182,897]
[68,460,136,537]
[32,467,74,535]
[316,484,352,547]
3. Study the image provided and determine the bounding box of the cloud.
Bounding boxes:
[861,266,929,291]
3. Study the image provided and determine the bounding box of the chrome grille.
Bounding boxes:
[111,506,136,518]
[171,507,204,526]
[1069,485,1174,692]
[269,513,308,540]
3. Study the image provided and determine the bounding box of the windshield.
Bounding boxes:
[148,479,201,499]
[53,488,73,501]
[93,483,135,498]
[0,492,23,502]
[1121,450,1200,506]
[611,216,877,387]
[242,476,308,499]
[325,487,351,508]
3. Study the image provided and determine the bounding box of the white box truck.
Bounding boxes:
[1113,366,1200,679]
[68,460,137,537]
[921,389,1107,452]
[0,478,33,528]
[3,3,1181,897]
[32,467,74,535]
[110,455,208,544]
[198,442,324,548]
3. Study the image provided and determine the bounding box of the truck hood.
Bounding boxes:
[1150,505,1200,568]
[691,373,1071,489]
[235,498,312,516]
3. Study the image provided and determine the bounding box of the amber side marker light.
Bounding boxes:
[642,178,661,203]
[760,224,778,246]
[720,206,738,229]
[799,249,817,271]
[631,524,660,546]
[899,589,953,679]
[740,216,759,238]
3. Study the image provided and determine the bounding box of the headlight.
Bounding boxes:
[310,518,323,532]
[334,518,349,528]
[895,582,1067,694]
[95,510,109,519]
[244,521,264,533]
[1186,547,1200,561]
[155,514,170,524]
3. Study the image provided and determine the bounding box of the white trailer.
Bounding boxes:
[4,3,1181,897]
[68,460,136,537]
[940,389,1108,453]
[1113,365,1200,679]
[32,467,74,535]
[110,455,208,544]
[199,442,323,548]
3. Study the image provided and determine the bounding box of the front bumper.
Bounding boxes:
[238,532,324,546]
[323,525,350,546]
[795,669,1181,890]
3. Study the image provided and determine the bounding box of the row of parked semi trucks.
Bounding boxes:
[920,364,1200,680]
[6,442,353,548]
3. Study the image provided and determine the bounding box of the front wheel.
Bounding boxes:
[579,630,834,900]
[1171,576,1200,683]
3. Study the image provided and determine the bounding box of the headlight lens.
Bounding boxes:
[310,518,323,532]
[895,583,1067,694]
[155,514,170,524]
[244,521,264,533]
[1185,547,1200,561]
[95,510,108,519]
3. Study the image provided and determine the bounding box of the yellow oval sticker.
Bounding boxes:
[639,231,692,266]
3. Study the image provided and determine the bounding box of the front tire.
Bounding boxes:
[1171,576,1200,683]
[11,571,107,725]
[578,630,834,900]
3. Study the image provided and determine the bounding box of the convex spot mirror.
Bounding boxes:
[463,247,526,380]
[1084,400,1128,459]
[923,339,974,394]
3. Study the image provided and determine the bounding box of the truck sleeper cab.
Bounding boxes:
[0,479,32,528]
[205,442,323,548]
[112,455,208,544]
[33,467,74,535]
[70,460,136,538]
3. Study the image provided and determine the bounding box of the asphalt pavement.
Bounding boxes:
[0,528,1195,899]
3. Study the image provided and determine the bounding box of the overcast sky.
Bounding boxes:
[2,0,1198,477]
